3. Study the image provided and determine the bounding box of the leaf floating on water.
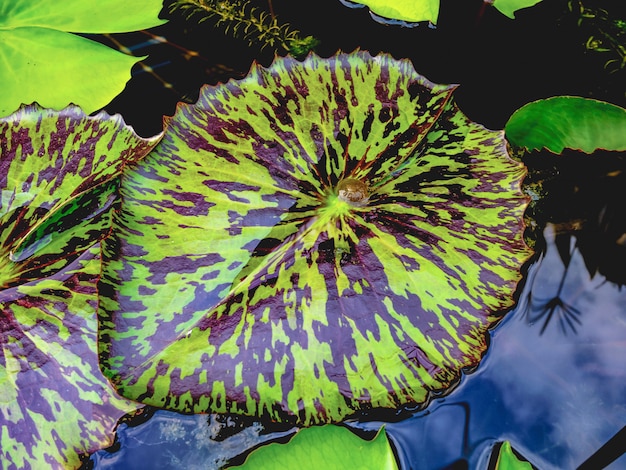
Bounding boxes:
[0,104,161,289]
[235,425,398,470]
[491,441,535,469]
[505,96,626,154]
[0,104,159,468]
[0,0,166,116]
[100,51,532,424]
[338,0,439,26]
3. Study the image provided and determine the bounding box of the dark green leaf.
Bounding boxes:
[505,97,626,154]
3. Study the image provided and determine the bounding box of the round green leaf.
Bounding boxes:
[340,0,439,25]
[505,97,626,154]
[100,51,532,424]
[236,425,398,470]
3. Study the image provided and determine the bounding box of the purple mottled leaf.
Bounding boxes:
[0,104,161,288]
[0,105,159,468]
[0,246,141,469]
[100,51,532,424]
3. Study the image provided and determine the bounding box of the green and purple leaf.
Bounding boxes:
[100,51,532,424]
[0,0,166,116]
[0,104,160,288]
[0,105,159,468]
[0,245,142,469]
[235,425,398,469]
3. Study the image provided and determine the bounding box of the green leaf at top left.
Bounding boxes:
[0,0,166,117]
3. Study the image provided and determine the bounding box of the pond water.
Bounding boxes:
[85,224,626,469]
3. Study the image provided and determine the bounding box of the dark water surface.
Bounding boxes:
[87,224,626,469]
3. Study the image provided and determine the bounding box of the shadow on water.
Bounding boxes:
[85,223,626,469]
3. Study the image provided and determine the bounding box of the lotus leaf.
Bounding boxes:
[0,105,159,468]
[235,425,398,469]
[0,0,166,116]
[0,246,141,469]
[505,97,626,153]
[0,104,161,289]
[99,51,532,424]
[339,0,439,25]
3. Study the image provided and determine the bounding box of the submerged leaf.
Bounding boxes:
[0,246,141,469]
[100,51,531,424]
[0,0,166,116]
[505,97,626,153]
[235,425,398,469]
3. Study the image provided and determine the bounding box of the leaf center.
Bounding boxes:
[336,178,369,206]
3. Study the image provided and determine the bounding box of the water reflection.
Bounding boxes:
[87,225,626,469]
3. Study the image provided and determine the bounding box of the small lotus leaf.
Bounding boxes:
[492,441,534,469]
[100,51,532,424]
[505,97,626,154]
[340,0,439,25]
[0,106,158,467]
[0,0,166,116]
[235,425,398,470]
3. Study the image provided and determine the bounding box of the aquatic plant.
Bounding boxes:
[169,0,319,57]
[0,0,165,117]
[0,105,160,468]
[98,51,531,424]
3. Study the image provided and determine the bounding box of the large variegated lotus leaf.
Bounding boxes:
[0,246,141,469]
[100,51,532,424]
[0,104,161,289]
[0,0,166,116]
